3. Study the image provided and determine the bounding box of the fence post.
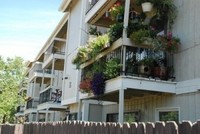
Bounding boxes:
[137,122,145,134]
[116,123,122,134]
[179,121,192,134]
[104,122,110,134]
[146,122,154,134]
[14,124,23,134]
[130,122,137,134]
[155,122,165,134]
[191,121,200,134]
[110,123,117,134]
[122,123,130,134]
[165,121,178,134]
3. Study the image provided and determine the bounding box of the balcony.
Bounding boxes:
[39,88,62,104]
[28,63,52,83]
[43,38,66,70]
[37,88,66,111]
[77,0,180,97]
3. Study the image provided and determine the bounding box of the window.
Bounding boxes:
[69,113,77,120]
[155,107,179,122]
[106,111,141,123]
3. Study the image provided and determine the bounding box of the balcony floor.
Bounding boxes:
[37,101,66,111]
[105,76,176,94]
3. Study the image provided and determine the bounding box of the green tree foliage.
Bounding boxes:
[0,56,26,123]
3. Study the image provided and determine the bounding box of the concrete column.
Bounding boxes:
[51,59,55,87]
[45,109,49,122]
[36,110,39,122]
[82,101,89,121]
[33,78,36,96]
[77,100,82,120]
[41,70,45,91]
[118,88,124,123]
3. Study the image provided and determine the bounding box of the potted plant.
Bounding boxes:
[88,34,110,58]
[130,28,157,47]
[104,58,122,79]
[109,2,124,22]
[108,23,123,43]
[90,72,105,96]
[138,57,154,76]
[79,79,92,93]
[154,32,180,54]
[136,0,154,12]
[152,57,167,80]
[72,46,90,69]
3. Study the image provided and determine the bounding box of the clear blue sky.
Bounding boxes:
[0,0,63,61]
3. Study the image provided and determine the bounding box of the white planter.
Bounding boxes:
[142,2,153,12]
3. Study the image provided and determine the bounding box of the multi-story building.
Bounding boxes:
[23,14,69,122]
[23,61,47,122]
[20,0,200,123]
[59,0,200,123]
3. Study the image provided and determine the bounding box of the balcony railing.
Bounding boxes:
[86,0,99,14]
[44,51,65,62]
[16,105,25,113]
[39,88,62,104]
[81,46,174,82]
[26,99,39,109]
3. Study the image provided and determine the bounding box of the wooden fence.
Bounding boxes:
[0,121,199,134]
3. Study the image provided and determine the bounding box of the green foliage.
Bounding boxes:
[0,57,26,123]
[130,29,151,44]
[108,23,123,43]
[72,46,89,69]
[104,58,122,79]
[72,34,109,69]
[109,5,124,21]
[160,111,179,122]
[89,26,102,36]
[89,34,110,58]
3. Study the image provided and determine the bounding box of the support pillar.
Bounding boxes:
[45,109,49,122]
[118,88,124,123]
[36,110,39,122]
[77,100,82,120]
[122,0,130,39]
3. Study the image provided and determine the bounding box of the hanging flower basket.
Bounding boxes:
[79,79,92,93]
[141,2,153,12]
[91,72,105,96]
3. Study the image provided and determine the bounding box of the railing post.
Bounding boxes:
[122,0,130,40]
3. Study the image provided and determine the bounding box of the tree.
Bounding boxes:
[0,56,26,123]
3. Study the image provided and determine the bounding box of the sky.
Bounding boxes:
[0,0,63,61]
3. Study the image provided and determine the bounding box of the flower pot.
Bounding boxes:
[141,2,153,12]
[138,65,151,75]
[153,67,167,79]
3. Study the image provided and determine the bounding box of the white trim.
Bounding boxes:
[61,97,77,105]
[176,78,200,94]
[155,107,180,122]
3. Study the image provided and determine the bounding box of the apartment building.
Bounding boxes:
[59,0,200,123]
[22,14,69,122]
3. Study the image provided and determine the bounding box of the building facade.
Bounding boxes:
[59,0,200,123]
[19,0,200,123]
